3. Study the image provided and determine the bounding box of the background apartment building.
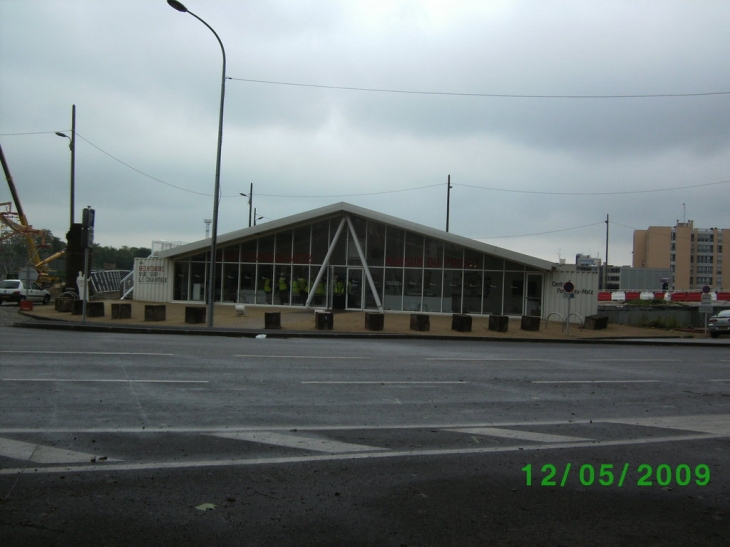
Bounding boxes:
[633,221,727,290]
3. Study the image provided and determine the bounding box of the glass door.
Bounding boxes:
[346,268,364,310]
[525,273,543,316]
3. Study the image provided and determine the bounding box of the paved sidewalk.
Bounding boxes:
[5,299,726,345]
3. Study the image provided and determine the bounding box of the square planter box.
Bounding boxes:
[451,314,472,332]
[265,312,281,329]
[365,312,384,331]
[488,315,509,333]
[145,305,166,322]
[520,315,541,331]
[111,303,132,319]
[86,302,105,318]
[55,299,74,313]
[185,306,207,324]
[315,311,333,330]
[410,314,430,332]
[585,314,608,330]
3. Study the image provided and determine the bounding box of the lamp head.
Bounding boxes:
[55,132,69,138]
[167,0,188,13]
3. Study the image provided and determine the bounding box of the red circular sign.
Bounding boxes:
[563,281,575,293]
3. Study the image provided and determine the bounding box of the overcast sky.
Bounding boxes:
[2,0,729,267]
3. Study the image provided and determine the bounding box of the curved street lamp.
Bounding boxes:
[166,0,226,328]
[55,104,76,228]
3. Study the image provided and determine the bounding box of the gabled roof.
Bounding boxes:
[159,202,557,271]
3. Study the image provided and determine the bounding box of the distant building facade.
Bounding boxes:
[633,221,727,290]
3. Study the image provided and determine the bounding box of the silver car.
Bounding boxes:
[708,309,730,338]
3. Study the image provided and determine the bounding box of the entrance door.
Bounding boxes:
[346,268,364,310]
[525,273,543,316]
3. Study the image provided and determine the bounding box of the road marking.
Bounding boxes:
[0,437,120,464]
[0,351,174,356]
[2,379,208,384]
[446,427,591,443]
[531,380,660,384]
[210,431,386,453]
[710,379,730,382]
[588,359,682,362]
[0,433,719,476]
[425,358,546,362]
[235,355,369,359]
[301,381,468,384]
[606,414,730,436]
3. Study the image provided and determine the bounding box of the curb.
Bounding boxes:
[12,314,730,347]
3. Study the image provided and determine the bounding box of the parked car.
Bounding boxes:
[708,309,730,338]
[0,279,51,305]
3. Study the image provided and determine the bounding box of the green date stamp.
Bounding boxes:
[522,463,710,487]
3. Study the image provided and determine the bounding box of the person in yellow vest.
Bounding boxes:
[333,275,346,309]
[298,276,308,306]
[263,277,272,304]
[291,277,301,304]
[277,273,288,305]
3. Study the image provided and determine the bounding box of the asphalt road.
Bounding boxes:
[1,327,729,546]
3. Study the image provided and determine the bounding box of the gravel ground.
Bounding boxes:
[0,303,27,327]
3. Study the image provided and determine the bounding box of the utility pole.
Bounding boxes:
[446,174,452,232]
[604,214,609,289]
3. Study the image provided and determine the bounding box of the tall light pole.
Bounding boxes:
[55,104,76,228]
[167,0,226,328]
[240,183,253,227]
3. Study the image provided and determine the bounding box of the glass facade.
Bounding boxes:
[170,214,543,315]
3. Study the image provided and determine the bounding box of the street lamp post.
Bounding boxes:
[240,182,253,227]
[55,104,76,228]
[167,0,226,328]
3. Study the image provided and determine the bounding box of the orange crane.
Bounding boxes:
[0,143,65,282]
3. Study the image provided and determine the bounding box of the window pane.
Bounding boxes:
[444,244,463,269]
[423,269,442,312]
[483,272,503,314]
[239,264,256,303]
[424,237,442,268]
[330,218,346,266]
[464,250,482,270]
[241,240,257,262]
[484,255,503,270]
[293,226,311,264]
[385,227,405,267]
[275,230,292,264]
[403,269,423,311]
[406,233,424,267]
[364,267,383,310]
[311,221,329,264]
[366,222,386,267]
[383,267,403,310]
[443,270,463,313]
[463,270,482,314]
[258,236,274,263]
[504,272,524,314]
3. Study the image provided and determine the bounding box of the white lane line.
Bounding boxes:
[605,414,730,436]
[588,359,682,362]
[2,379,208,384]
[446,427,591,443]
[235,355,369,359]
[0,351,174,356]
[0,437,121,464]
[301,381,468,384]
[531,380,660,384]
[710,379,730,382]
[0,433,719,476]
[211,431,386,453]
[426,358,546,362]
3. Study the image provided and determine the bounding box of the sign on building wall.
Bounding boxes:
[133,257,173,302]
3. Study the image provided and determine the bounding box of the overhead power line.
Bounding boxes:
[479,221,605,240]
[456,179,730,196]
[228,77,730,99]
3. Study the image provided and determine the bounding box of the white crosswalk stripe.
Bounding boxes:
[0,437,120,464]
[445,427,591,443]
[210,431,388,453]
